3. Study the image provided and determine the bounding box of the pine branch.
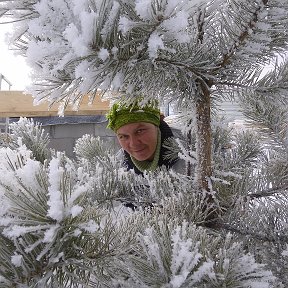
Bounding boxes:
[219,222,277,243]
[218,0,268,68]
[248,185,288,199]
[8,118,51,164]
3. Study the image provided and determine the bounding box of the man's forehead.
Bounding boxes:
[117,122,152,134]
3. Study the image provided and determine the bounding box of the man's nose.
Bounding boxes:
[129,135,140,147]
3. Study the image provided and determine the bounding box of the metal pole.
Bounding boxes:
[0,73,3,90]
[0,73,13,136]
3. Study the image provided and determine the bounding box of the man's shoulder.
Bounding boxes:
[170,127,183,139]
[171,158,186,174]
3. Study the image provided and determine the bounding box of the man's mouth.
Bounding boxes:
[133,148,146,153]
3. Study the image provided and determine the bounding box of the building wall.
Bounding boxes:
[217,98,246,123]
[42,121,120,158]
[0,117,8,134]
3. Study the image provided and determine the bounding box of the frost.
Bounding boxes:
[282,245,288,257]
[43,224,60,243]
[0,276,9,284]
[63,23,89,57]
[74,229,82,236]
[148,32,164,59]
[3,225,51,239]
[72,0,90,15]
[15,159,41,187]
[101,1,120,37]
[0,0,287,286]
[163,0,178,16]
[47,156,65,222]
[80,220,99,233]
[255,22,271,31]
[79,11,96,44]
[111,72,124,90]
[70,205,83,217]
[11,254,23,268]
[214,170,242,179]
[119,16,135,34]
[135,0,153,21]
[111,46,118,55]
[50,252,64,263]
[98,48,110,61]
[190,260,215,284]
[162,11,190,43]
[63,23,79,44]
[74,60,95,88]
[169,223,214,287]
[139,227,166,274]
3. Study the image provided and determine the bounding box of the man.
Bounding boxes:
[107,100,183,175]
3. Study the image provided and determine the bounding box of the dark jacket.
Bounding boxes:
[122,120,180,175]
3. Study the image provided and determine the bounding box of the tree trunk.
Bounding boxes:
[195,82,218,226]
[195,83,212,192]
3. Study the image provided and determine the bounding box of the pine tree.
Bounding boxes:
[0,0,288,287]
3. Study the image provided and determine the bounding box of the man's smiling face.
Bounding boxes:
[116,122,158,161]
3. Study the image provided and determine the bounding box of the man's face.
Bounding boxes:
[116,122,158,161]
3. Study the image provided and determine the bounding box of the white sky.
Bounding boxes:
[0,23,32,91]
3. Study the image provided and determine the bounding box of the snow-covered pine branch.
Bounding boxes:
[0,0,286,105]
[0,1,288,286]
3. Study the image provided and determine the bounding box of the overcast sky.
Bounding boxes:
[0,23,32,91]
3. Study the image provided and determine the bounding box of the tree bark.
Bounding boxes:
[195,82,212,192]
[195,82,218,227]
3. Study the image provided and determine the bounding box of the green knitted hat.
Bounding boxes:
[107,100,161,131]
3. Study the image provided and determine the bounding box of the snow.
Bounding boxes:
[3,224,50,239]
[138,227,166,274]
[70,205,84,217]
[175,138,197,165]
[15,158,41,188]
[50,252,64,263]
[79,11,97,45]
[101,1,120,37]
[119,16,135,34]
[148,32,165,59]
[72,0,90,16]
[189,260,215,284]
[162,11,190,43]
[169,222,216,287]
[163,0,179,16]
[43,224,60,243]
[74,60,96,92]
[47,156,65,222]
[80,220,99,233]
[11,254,23,267]
[111,72,124,90]
[0,0,287,286]
[135,0,154,21]
[63,23,90,57]
[255,22,271,31]
[170,226,202,286]
[0,276,9,284]
[98,48,110,61]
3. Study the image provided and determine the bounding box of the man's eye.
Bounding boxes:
[118,135,127,140]
[136,129,145,134]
